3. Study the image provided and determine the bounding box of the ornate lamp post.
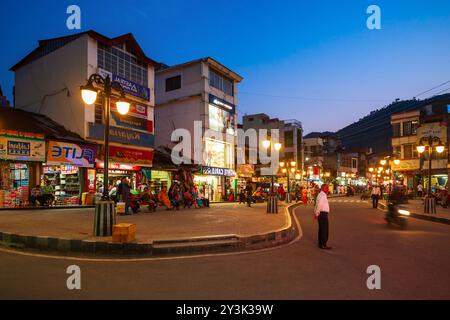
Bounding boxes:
[280,160,296,203]
[379,157,401,195]
[81,73,130,236]
[262,140,282,213]
[416,136,445,214]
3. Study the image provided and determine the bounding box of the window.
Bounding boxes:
[94,96,104,124]
[285,131,293,148]
[392,123,401,137]
[403,144,417,159]
[393,146,401,158]
[209,69,234,96]
[402,121,418,136]
[165,75,181,92]
[97,43,148,87]
[352,158,357,169]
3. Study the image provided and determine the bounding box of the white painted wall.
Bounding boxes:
[14,35,90,138]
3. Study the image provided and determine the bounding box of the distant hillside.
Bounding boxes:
[336,93,450,155]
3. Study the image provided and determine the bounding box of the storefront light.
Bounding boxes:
[394,159,400,165]
[380,159,387,166]
[262,140,271,149]
[417,145,426,153]
[290,161,296,167]
[436,146,445,153]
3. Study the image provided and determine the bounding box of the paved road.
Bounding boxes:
[1,196,449,299]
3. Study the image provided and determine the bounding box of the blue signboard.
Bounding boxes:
[112,74,150,101]
[88,123,154,148]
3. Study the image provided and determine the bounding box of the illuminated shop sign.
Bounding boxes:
[47,140,96,167]
[201,166,236,176]
[209,94,235,113]
[0,131,45,162]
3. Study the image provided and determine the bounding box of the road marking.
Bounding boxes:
[0,206,304,263]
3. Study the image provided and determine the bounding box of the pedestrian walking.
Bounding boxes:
[245,183,253,207]
[314,184,332,250]
[417,183,424,198]
[371,185,381,208]
[118,177,131,215]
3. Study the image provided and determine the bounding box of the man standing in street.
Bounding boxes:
[371,185,381,208]
[417,183,424,198]
[314,184,332,250]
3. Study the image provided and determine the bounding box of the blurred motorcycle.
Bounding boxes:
[385,202,409,229]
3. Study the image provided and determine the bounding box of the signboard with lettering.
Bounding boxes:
[88,122,154,148]
[201,166,236,177]
[0,131,45,161]
[209,94,235,113]
[111,111,151,132]
[98,68,150,101]
[106,145,153,166]
[417,122,447,143]
[46,140,96,167]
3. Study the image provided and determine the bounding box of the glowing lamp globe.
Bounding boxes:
[116,101,130,115]
[81,88,98,105]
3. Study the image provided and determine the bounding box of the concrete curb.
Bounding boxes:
[372,201,450,225]
[0,203,301,257]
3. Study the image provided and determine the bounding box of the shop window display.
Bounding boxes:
[43,165,81,206]
[0,162,30,208]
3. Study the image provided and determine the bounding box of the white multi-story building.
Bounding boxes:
[11,30,156,192]
[155,57,242,201]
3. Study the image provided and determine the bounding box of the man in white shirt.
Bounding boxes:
[417,183,424,197]
[314,184,332,250]
[371,185,381,208]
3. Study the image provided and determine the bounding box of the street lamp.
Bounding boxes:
[279,160,296,203]
[81,73,130,236]
[416,136,445,213]
[262,139,282,213]
[379,156,400,195]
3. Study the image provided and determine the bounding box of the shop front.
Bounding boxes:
[0,130,46,208]
[44,140,97,206]
[150,170,172,194]
[194,166,236,202]
[94,145,154,194]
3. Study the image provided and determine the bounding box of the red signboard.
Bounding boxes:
[108,146,153,165]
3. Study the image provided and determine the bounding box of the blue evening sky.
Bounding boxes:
[1,0,450,134]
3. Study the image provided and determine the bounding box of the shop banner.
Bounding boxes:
[111,111,147,131]
[0,131,45,161]
[88,122,154,148]
[202,166,236,177]
[107,145,153,166]
[110,97,149,120]
[129,104,148,119]
[47,140,96,167]
[98,68,150,101]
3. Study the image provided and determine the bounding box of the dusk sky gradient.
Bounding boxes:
[1,0,450,134]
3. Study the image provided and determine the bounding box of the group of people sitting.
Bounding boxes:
[136,183,210,212]
[29,180,56,207]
